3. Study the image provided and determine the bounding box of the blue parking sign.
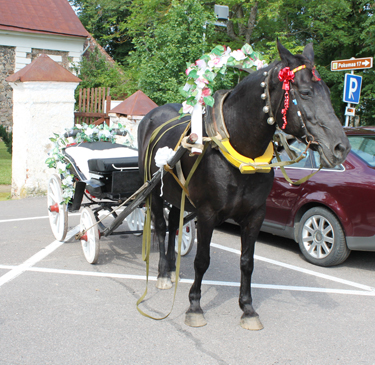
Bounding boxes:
[343,74,362,104]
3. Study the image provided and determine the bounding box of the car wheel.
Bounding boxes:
[298,207,350,267]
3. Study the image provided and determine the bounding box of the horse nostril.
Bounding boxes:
[334,143,347,159]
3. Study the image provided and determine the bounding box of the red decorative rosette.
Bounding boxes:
[278,67,295,91]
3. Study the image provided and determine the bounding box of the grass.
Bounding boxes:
[0,141,12,201]
[0,192,10,200]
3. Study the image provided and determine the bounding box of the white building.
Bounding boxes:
[0,0,88,130]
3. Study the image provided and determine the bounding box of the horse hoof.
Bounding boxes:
[240,315,264,331]
[170,271,180,283]
[185,312,207,327]
[156,277,173,290]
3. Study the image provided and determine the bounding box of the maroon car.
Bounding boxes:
[261,127,375,267]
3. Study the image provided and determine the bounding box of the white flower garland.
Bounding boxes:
[46,123,135,204]
[180,43,266,114]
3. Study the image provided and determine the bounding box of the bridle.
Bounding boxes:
[261,63,321,147]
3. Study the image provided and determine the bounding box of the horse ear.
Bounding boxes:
[277,39,294,65]
[302,43,315,63]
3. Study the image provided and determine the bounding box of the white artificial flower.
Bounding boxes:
[208,56,224,69]
[183,83,192,92]
[99,129,111,138]
[62,189,74,199]
[255,59,267,70]
[62,175,73,186]
[231,50,246,61]
[56,162,67,172]
[182,101,194,114]
[195,76,209,89]
[85,128,94,136]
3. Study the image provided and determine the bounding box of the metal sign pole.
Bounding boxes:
[345,70,354,127]
[345,103,351,127]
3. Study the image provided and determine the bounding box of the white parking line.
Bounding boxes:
[0,265,374,296]
[210,242,375,293]
[0,224,374,297]
[0,213,80,224]
[0,226,80,288]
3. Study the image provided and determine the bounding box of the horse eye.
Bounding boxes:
[299,89,313,99]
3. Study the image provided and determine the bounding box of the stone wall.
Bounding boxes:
[0,46,15,131]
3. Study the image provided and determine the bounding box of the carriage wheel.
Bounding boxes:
[47,174,68,241]
[175,218,196,256]
[126,207,145,236]
[80,207,100,264]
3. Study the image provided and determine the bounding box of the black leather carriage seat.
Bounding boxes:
[88,156,139,173]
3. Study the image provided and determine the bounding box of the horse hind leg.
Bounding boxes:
[152,195,173,290]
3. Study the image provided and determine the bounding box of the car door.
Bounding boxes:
[265,140,314,228]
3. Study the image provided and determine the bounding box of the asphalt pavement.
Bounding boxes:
[1,196,375,364]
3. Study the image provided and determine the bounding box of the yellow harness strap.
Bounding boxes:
[211,136,274,173]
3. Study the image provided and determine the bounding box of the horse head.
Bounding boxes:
[272,41,350,168]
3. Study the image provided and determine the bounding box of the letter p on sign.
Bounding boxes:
[343,74,362,104]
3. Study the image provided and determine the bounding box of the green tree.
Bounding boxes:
[69,0,133,65]
[124,0,219,105]
[73,47,129,100]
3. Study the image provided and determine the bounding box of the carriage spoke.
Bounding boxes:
[50,192,58,203]
[50,183,59,201]
[52,212,58,225]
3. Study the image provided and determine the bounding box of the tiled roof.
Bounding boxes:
[0,0,88,38]
[6,54,81,82]
[109,90,158,116]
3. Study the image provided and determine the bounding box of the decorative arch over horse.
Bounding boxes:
[137,41,350,330]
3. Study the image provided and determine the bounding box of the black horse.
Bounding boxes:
[137,41,350,330]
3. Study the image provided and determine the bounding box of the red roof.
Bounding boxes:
[6,54,81,82]
[109,90,158,116]
[0,0,88,38]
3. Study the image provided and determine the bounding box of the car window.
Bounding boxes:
[274,140,312,168]
[348,136,375,167]
[275,140,344,170]
[312,151,344,171]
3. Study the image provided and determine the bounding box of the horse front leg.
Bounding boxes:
[153,196,173,290]
[239,207,266,331]
[185,216,214,327]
